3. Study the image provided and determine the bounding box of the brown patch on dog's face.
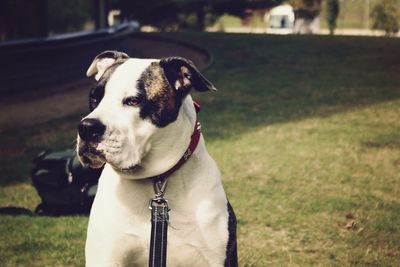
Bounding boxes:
[137,62,180,127]
[136,57,217,127]
[142,63,167,99]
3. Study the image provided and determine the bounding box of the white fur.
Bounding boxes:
[81,59,230,266]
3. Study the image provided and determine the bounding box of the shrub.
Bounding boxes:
[371,0,399,36]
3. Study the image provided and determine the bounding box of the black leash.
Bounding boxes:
[149,178,169,267]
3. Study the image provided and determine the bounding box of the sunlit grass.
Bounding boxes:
[207,100,400,266]
[1,33,400,266]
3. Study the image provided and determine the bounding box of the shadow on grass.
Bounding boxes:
[362,133,400,149]
[188,33,400,141]
[1,33,400,186]
[0,207,33,216]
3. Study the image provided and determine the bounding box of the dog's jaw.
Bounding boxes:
[76,117,156,174]
[77,132,149,172]
[76,140,106,169]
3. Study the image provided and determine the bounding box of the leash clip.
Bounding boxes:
[153,178,167,197]
[149,177,170,212]
[149,197,170,211]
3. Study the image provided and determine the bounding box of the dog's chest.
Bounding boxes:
[86,164,229,267]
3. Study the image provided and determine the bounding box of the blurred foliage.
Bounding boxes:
[1,0,284,37]
[325,0,339,34]
[289,0,321,10]
[47,0,92,35]
[0,0,47,40]
[371,0,399,36]
[0,0,93,41]
[115,0,283,31]
[288,0,322,18]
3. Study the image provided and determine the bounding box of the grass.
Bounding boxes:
[1,32,400,266]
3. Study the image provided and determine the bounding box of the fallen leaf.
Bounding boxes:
[344,220,356,230]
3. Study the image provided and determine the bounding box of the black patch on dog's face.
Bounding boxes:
[159,57,217,93]
[88,60,127,112]
[136,62,182,127]
[134,58,216,127]
[89,85,105,111]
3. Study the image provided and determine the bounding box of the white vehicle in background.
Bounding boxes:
[265,4,295,35]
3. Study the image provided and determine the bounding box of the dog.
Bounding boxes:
[77,51,237,267]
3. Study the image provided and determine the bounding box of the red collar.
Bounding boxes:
[150,101,202,183]
[151,120,201,183]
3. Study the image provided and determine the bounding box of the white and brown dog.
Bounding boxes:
[77,51,237,267]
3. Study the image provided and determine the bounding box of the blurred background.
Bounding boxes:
[1,0,400,39]
[0,0,399,266]
[1,0,399,39]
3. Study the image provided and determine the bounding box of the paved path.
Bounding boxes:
[0,36,211,132]
[207,27,397,37]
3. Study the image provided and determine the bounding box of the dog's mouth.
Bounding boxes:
[120,164,142,173]
[78,141,106,169]
[78,140,144,172]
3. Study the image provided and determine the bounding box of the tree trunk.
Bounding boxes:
[94,0,108,29]
[196,4,205,31]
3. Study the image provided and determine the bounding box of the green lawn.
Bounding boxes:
[1,33,400,266]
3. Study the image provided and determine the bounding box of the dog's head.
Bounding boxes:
[77,50,215,175]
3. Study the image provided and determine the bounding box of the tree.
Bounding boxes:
[288,0,322,17]
[214,0,282,17]
[47,0,92,34]
[0,0,48,40]
[0,0,94,41]
[325,0,339,35]
[288,0,322,34]
[371,0,399,36]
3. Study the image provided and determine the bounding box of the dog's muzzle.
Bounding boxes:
[77,118,106,168]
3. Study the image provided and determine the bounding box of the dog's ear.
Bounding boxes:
[159,57,217,94]
[86,50,129,81]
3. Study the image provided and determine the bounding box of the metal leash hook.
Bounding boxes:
[153,179,167,198]
[149,177,170,267]
[149,178,170,211]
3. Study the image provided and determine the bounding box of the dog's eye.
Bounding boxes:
[123,96,140,107]
[89,98,98,111]
[89,85,104,111]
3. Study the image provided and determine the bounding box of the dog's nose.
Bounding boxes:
[78,118,106,142]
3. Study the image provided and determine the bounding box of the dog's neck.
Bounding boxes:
[116,96,198,180]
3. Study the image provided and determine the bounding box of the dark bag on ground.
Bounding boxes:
[31,149,102,215]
